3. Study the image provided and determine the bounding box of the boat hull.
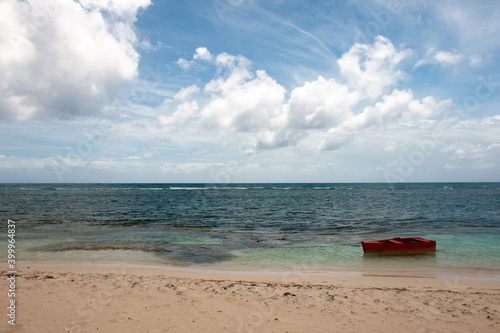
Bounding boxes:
[361,237,436,255]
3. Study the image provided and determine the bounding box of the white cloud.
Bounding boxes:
[203,62,253,95]
[318,89,452,151]
[0,0,150,120]
[344,90,411,130]
[177,47,252,72]
[193,47,213,61]
[254,129,302,150]
[214,53,252,69]
[172,49,289,138]
[342,89,451,130]
[168,41,455,153]
[78,0,150,18]
[177,58,192,70]
[173,85,200,101]
[286,76,359,129]
[157,85,201,126]
[178,47,213,69]
[415,47,465,67]
[337,36,410,99]
[441,142,500,160]
[434,50,464,66]
[404,95,453,121]
[158,100,199,126]
[201,68,286,132]
[0,152,232,182]
[318,129,352,151]
[0,155,60,170]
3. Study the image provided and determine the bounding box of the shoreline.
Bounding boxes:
[2,261,499,332]
[16,260,500,282]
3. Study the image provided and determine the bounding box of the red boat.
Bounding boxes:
[361,237,436,255]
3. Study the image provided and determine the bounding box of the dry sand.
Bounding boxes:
[1,263,499,332]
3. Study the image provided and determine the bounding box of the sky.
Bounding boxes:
[1,0,500,183]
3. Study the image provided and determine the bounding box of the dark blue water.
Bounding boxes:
[1,183,499,271]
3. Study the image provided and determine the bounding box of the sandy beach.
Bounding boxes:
[1,263,499,332]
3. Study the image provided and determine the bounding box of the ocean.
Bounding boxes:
[1,183,499,275]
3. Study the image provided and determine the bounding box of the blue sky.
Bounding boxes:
[1,0,500,183]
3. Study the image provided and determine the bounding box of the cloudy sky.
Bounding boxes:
[1,0,500,183]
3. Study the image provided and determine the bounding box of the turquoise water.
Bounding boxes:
[0,183,499,273]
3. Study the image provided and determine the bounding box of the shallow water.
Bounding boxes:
[1,183,499,272]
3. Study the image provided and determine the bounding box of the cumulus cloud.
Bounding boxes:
[177,58,192,70]
[165,39,456,153]
[165,50,287,133]
[316,89,453,151]
[178,47,214,69]
[286,76,359,129]
[0,0,150,120]
[157,85,201,126]
[158,100,199,126]
[201,68,286,132]
[318,129,352,151]
[193,47,213,61]
[214,52,252,69]
[255,129,302,150]
[175,85,200,100]
[337,36,411,99]
[344,89,453,131]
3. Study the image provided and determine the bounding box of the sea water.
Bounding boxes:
[0,183,499,274]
